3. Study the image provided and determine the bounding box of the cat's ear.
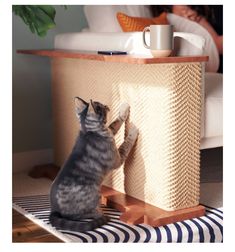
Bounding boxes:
[89,99,98,114]
[74,97,89,114]
[90,100,110,113]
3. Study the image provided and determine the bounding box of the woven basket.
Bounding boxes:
[51,58,202,211]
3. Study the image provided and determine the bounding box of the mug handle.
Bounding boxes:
[143,26,150,49]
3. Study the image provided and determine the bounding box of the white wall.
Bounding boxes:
[13,5,88,153]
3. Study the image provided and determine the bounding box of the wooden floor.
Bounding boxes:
[12,209,63,242]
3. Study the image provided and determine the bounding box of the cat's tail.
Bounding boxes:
[49,211,109,232]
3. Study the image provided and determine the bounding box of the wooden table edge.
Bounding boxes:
[17,49,209,64]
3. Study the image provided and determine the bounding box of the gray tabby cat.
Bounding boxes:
[50,97,139,232]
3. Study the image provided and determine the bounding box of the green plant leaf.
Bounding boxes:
[39,5,56,19]
[33,7,55,31]
[13,5,59,37]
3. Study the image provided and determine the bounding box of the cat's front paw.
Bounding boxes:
[119,102,130,122]
[127,123,139,142]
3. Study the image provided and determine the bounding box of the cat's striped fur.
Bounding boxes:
[50,97,139,232]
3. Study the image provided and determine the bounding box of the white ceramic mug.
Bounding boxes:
[143,24,205,57]
[143,24,173,57]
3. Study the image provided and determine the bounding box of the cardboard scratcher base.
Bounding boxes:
[28,163,205,227]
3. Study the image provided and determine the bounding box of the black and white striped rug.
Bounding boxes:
[13,194,223,242]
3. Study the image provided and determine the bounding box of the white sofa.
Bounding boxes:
[54,5,223,150]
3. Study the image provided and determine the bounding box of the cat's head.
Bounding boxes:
[74,97,110,125]
[89,100,110,124]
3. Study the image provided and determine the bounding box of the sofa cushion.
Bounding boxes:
[204,73,223,139]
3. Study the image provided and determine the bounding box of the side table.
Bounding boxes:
[17,49,208,226]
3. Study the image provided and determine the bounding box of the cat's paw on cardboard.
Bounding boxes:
[119,102,130,121]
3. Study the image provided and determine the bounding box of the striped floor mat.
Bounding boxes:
[13,194,223,243]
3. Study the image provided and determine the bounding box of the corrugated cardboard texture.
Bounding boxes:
[51,58,202,210]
